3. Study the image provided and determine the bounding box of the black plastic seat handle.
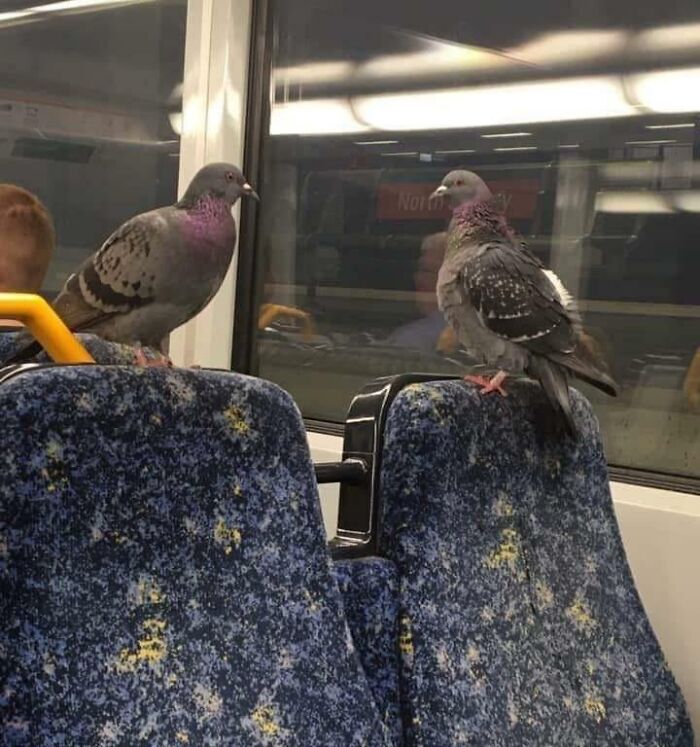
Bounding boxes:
[314,458,368,485]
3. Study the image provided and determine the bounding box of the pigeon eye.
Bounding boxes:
[456,179,464,186]
[225,172,235,181]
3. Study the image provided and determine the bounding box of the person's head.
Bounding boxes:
[0,184,55,293]
[415,231,447,315]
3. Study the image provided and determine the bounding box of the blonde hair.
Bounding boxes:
[0,184,55,292]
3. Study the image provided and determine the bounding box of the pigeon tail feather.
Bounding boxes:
[547,340,620,398]
[527,355,577,439]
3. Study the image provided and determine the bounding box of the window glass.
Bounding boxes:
[254,0,700,480]
[0,0,186,296]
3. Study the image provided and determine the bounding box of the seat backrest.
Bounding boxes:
[0,331,143,365]
[377,379,693,746]
[0,331,19,363]
[333,557,403,746]
[1,366,389,745]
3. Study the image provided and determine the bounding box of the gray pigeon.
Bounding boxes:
[431,169,618,435]
[7,162,258,363]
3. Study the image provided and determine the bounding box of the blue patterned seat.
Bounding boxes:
[377,379,694,746]
[0,366,390,745]
[333,558,403,746]
[0,331,20,363]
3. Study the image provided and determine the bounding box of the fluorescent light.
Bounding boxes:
[597,189,700,214]
[600,162,657,181]
[270,99,369,136]
[0,0,154,25]
[672,191,700,212]
[275,61,354,86]
[353,76,636,132]
[354,140,399,145]
[435,148,476,154]
[358,41,510,81]
[0,11,33,23]
[276,41,511,90]
[625,139,677,145]
[494,146,538,152]
[645,123,695,130]
[381,151,418,157]
[636,23,700,55]
[168,112,182,136]
[559,144,580,149]
[595,191,673,214]
[630,67,700,113]
[269,68,700,137]
[35,0,137,9]
[481,131,532,139]
[512,30,627,65]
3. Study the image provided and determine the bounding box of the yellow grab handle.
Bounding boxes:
[684,347,700,410]
[0,293,94,364]
[258,303,316,342]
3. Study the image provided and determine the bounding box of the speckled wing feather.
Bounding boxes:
[462,240,575,356]
[52,214,163,332]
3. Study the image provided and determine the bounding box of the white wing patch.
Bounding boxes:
[543,269,574,310]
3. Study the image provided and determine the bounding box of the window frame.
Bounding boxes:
[231,0,273,374]
[233,0,700,497]
[169,0,254,368]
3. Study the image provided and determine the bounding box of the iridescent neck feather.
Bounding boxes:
[452,197,514,242]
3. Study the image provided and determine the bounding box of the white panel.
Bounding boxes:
[168,0,213,365]
[611,484,700,735]
[307,432,341,538]
[307,431,700,729]
[169,0,252,368]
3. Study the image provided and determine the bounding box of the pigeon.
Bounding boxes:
[6,162,258,364]
[430,169,618,436]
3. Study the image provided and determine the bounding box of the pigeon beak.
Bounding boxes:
[242,183,260,202]
[429,185,448,202]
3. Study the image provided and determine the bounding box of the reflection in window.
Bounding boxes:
[0,0,186,297]
[254,0,699,479]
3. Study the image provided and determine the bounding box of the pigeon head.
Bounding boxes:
[179,162,259,207]
[430,169,491,209]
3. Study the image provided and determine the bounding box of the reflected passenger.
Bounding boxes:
[0,184,55,331]
[387,231,448,353]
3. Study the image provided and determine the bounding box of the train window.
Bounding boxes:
[0,0,186,297]
[249,0,700,482]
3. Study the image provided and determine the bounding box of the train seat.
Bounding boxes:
[373,378,693,745]
[333,557,403,746]
[0,331,154,366]
[0,365,390,745]
[0,330,19,363]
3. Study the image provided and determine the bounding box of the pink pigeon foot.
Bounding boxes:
[464,370,508,397]
[132,347,173,368]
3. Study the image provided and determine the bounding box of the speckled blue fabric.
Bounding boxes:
[333,558,403,746]
[0,331,143,365]
[0,331,20,363]
[378,379,693,746]
[1,366,389,746]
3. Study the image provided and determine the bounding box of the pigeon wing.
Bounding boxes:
[463,240,575,356]
[52,212,166,332]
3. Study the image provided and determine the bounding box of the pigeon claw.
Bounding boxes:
[464,371,508,397]
[132,347,173,368]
